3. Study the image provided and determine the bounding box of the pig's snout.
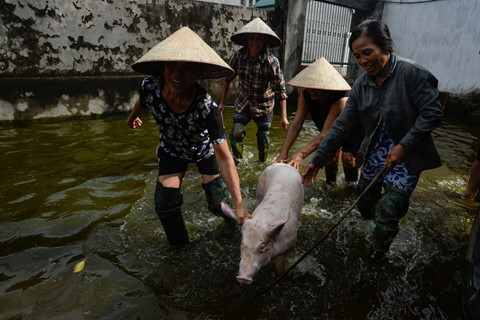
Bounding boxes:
[236,275,253,285]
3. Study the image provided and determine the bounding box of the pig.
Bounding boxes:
[221,163,303,284]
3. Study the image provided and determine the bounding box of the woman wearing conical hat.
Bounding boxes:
[126,27,251,247]
[219,17,289,163]
[275,57,364,184]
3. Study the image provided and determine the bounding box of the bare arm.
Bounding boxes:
[214,141,252,224]
[126,98,148,129]
[282,96,347,170]
[218,80,231,113]
[275,93,308,167]
[279,98,289,130]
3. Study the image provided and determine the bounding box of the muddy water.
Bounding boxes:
[0,107,478,319]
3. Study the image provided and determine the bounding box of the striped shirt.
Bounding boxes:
[227,47,287,117]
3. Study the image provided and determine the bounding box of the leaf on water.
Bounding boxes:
[73,259,85,273]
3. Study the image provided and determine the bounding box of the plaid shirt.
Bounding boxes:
[227,47,287,117]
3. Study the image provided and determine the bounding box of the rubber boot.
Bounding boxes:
[356,176,383,220]
[371,184,410,261]
[229,122,246,163]
[372,226,398,253]
[256,127,270,162]
[343,165,359,183]
[202,175,232,217]
[325,163,339,184]
[154,180,189,246]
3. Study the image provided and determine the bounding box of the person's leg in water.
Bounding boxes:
[371,183,411,262]
[253,112,273,162]
[229,109,250,163]
[357,175,384,220]
[198,155,235,224]
[357,163,418,262]
[154,154,189,246]
[341,151,359,183]
[341,120,364,183]
[325,150,341,184]
[256,124,270,162]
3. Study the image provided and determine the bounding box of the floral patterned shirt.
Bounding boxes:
[139,76,226,163]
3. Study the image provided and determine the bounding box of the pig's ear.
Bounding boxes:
[268,217,288,239]
[221,202,238,221]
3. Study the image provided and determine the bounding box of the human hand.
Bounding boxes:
[235,205,252,225]
[286,152,304,171]
[281,116,289,130]
[218,103,226,113]
[385,144,406,173]
[273,155,287,164]
[126,117,142,129]
[301,163,320,187]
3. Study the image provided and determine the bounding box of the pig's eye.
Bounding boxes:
[258,243,268,254]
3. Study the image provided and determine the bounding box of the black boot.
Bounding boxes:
[154,180,189,246]
[257,127,270,162]
[343,165,359,183]
[230,123,246,163]
[325,164,339,184]
[371,226,398,263]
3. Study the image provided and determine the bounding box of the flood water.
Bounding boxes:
[0,107,479,319]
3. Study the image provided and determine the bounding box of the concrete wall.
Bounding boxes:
[275,0,307,96]
[0,0,275,121]
[2,0,478,123]
[382,0,480,122]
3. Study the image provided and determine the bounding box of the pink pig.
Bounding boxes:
[221,163,303,284]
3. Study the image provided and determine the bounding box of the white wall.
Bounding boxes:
[382,0,480,94]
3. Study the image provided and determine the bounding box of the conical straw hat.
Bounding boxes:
[288,57,351,91]
[231,17,282,48]
[131,27,234,79]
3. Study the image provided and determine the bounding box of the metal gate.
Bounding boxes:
[302,0,357,81]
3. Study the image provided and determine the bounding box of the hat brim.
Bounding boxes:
[131,60,234,79]
[131,27,234,79]
[230,33,282,48]
[288,57,351,91]
[231,17,282,48]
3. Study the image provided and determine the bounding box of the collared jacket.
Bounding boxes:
[310,53,443,175]
[227,47,288,117]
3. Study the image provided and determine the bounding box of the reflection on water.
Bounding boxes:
[0,109,478,319]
